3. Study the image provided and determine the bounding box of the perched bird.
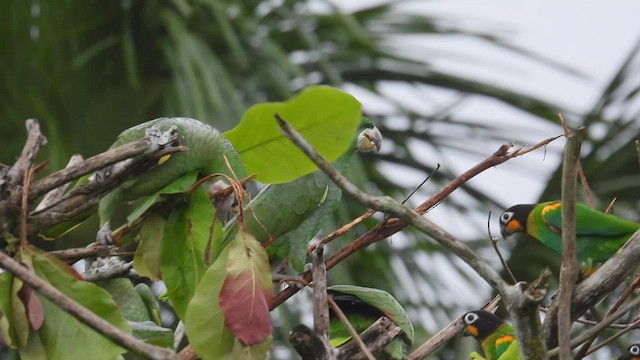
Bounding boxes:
[220,118,382,269]
[327,285,414,360]
[97,117,245,236]
[618,344,640,360]
[462,310,519,360]
[499,201,640,268]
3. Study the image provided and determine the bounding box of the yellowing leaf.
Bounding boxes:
[133,215,165,280]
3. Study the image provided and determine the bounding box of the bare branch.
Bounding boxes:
[557,127,584,359]
[276,113,555,359]
[4,119,47,186]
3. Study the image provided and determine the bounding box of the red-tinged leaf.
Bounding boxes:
[220,269,270,345]
[219,230,272,346]
[18,286,44,330]
[185,246,235,359]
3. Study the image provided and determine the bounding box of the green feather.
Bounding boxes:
[99,117,246,226]
[500,201,640,266]
[463,311,519,360]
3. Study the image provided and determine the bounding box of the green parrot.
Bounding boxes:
[218,118,382,268]
[97,117,246,243]
[499,201,640,269]
[618,344,640,360]
[462,310,519,360]
[327,285,414,360]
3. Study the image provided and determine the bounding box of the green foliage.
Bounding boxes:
[224,86,362,184]
[160,187,213,320]
[3,0,640,358]
[185,245,234,359]
[30,249,130,360]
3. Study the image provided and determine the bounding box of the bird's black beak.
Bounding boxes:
[500,224,513,239]
[356,126,382,153]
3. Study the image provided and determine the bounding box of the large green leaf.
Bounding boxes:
[161,186,218,319]
[184,246,235,359]
[328,285,414,343]
[224,86,362,184]
[30,249,129,360]
[0,271,18,348]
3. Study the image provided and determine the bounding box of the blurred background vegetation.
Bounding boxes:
[2,0,640,358]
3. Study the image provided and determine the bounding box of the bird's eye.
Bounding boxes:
[500,212,513,224]
[463,312,478,325]
[631,345,640,355]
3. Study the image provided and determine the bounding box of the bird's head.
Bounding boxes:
[462,310,504,341]
[355,117,382,153]
[619,344,640,360]
[499,204,535,239]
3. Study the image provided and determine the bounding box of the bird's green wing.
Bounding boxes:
[268,176,343,271]
[218,170,331,262]
[482,324,517,360]
[539,202,640,237]
[496,340,520,360]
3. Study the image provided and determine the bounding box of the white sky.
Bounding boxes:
[343,0,640,238]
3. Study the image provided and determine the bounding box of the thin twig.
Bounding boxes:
[401,164,440,204]
[272,119,561,310]
[576,274,640,358]
[487,211,517,284]
[582,318,640,356]
[20,167,33,248]
[0,250,176,359]
[308,209,376,252]
[604,197,617,215]
[547,295,640,357]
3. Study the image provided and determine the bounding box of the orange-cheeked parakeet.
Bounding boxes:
[462,310,520,360]
[618,344,640,360]
[499,201,640,269]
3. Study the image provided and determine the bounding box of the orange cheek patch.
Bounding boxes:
[466,325,478,337]
[507,220,523,233]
